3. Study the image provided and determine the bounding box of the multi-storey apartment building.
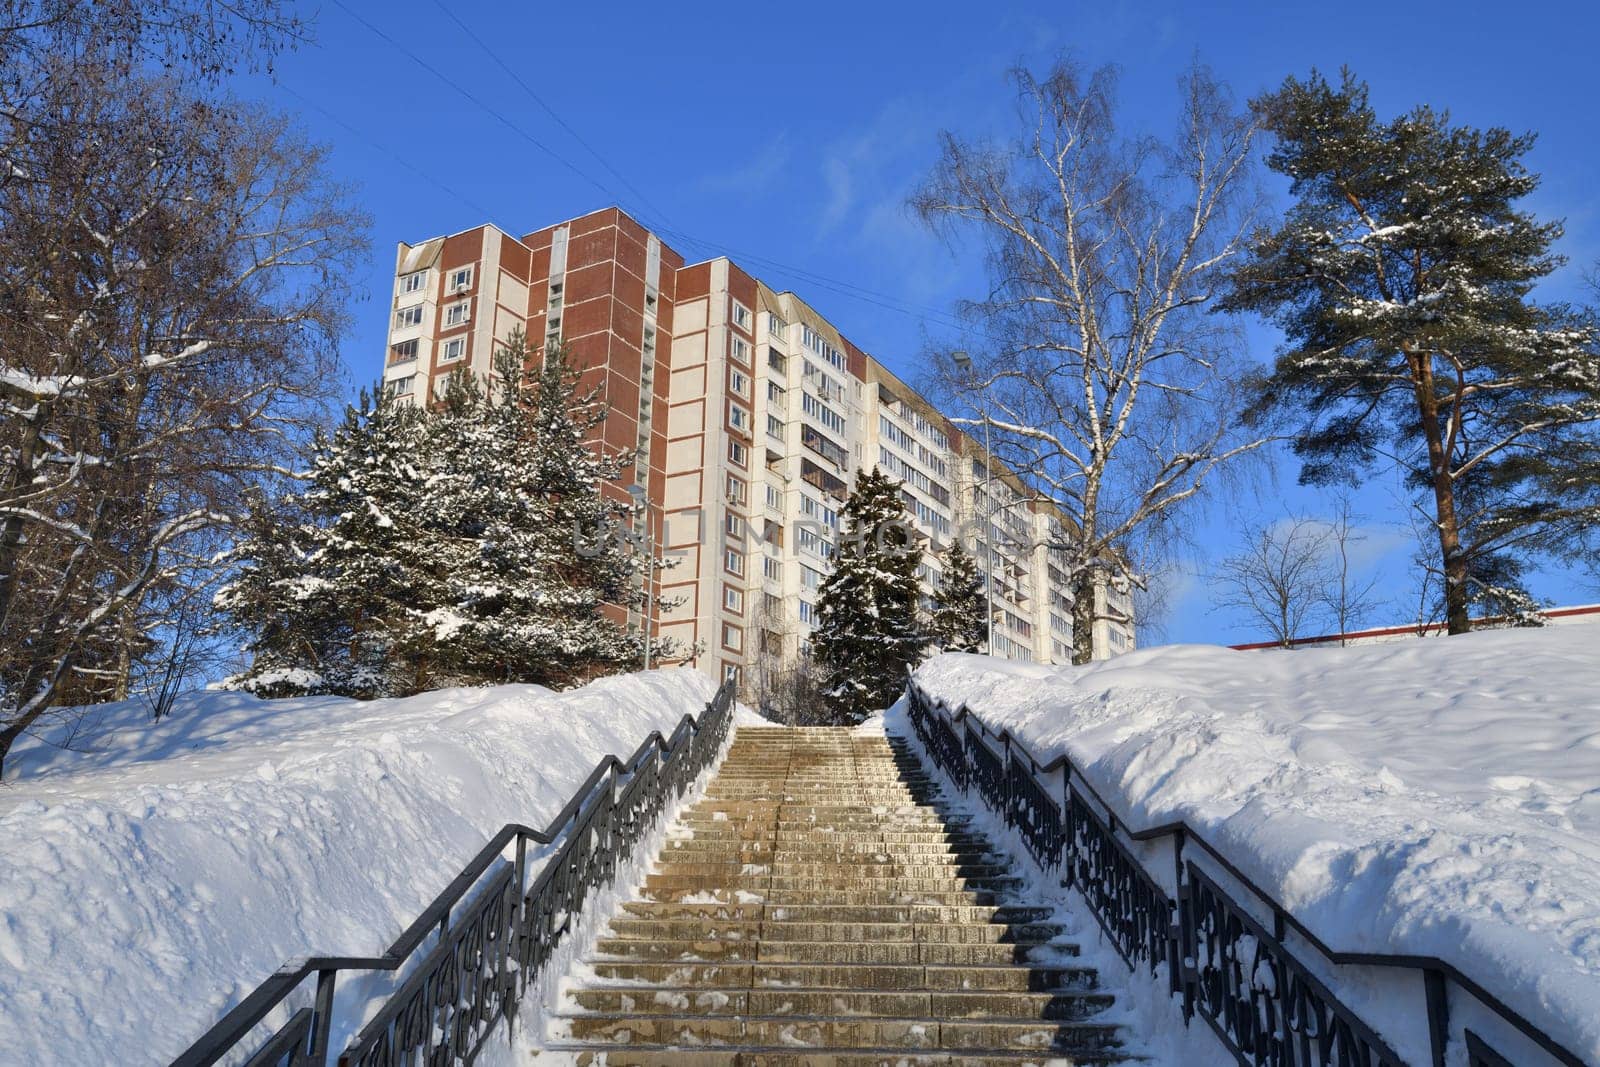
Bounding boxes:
[381,207,1135,690]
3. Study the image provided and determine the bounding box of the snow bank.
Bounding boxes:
[0,668,722,1065]
[913,628,1600,1064]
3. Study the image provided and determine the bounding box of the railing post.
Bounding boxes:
[1424,968,1450,1067]
[1061,765,1075,890]
[507,831,529,1045]
[1001,734,1013,827]
[1169,830,1186,997]
[307,968,337,1066]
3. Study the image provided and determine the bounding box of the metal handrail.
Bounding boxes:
[170,679,736,1067]
[903,677,1587,1067]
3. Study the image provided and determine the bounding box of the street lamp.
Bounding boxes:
[626,482,653,672]
[951,351,996,656]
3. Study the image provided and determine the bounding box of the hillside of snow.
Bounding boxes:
[912,628,1600,1064]
[0,668,723,1066]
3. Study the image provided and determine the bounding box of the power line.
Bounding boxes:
[406,1,976,334]
[423,0,675,232]
[328,0,626,207]
[326,0,995,344]
[277,81,499,222]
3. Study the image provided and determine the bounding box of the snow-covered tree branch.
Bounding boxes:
[0,53,366,777]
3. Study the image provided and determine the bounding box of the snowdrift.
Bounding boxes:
[914,628,1600,1063]
[0,668,721,1065]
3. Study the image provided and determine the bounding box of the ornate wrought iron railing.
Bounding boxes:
[903,678,1586,1067]
[170,679,736,1067]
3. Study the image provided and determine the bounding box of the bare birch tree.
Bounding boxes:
[914,60,1270,663]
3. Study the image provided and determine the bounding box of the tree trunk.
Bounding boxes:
[0,721,18,780]
[1070,569,1096,666]
[1406,350,1471,634]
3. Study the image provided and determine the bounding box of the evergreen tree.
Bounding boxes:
[428,331,659,685]
[929,539,987,653]
[1221,71,1600,634]
[218,330,669,696]
[812,469,928,723]
[215,390,436,698]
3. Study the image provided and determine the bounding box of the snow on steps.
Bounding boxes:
[541,726,1139,1065]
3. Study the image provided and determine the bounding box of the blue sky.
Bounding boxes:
[244,0,1600,644]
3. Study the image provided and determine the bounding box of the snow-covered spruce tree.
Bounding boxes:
[1221,70,1600,634]
[219,330,668,696]
[929,539,987,653]
[215,391,437,698]
[426,331,664,687]
[812,469,928,724]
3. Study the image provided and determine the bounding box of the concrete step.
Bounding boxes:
[605,919,1068,944]
[592,937,1078,966]
[566,987,1115,1022]
[616,901,1056,925]
[553,1049,1129,1066]
[651,861,1013,879]
[638,885,1016,907]
[581,961,1102,992]
[550,1014,1121,1053]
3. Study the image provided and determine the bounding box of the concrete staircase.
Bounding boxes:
[544,726,1134,1065]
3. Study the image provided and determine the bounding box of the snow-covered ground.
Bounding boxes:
[912,628,1600,1065]
[0,668,724,1066]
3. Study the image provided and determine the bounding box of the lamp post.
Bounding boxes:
[626,482,653,671]
[951,351,996,655]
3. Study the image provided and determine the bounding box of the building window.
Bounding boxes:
[401,271,426,294]
[444,300,470,327]
[395,305,424,329]
[728,439,748,467]
[767,312,786,339]
[730,369,749,398]
[726,473,746,505]
[730,336,750,364]
[732,301,752,331]
[724,549,744,576]
[725,513,744,538]
[449,266,473,292]
[721,623,743,652]
[440,337,466,363]
[723,663,741,684]
[799,600,816,625]
[763,554,782,580]
[385,375,415,398]
[729,403,750,433]
[724,586,744,612]
[767,414,785,440]
[390,339,419,363]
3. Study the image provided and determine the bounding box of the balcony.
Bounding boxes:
[800,425,847,470]
[800,458,848,501]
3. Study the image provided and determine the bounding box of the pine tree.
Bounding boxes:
[811,469,928,723]
[1221,70,1600,634]
[929,539,987,653]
